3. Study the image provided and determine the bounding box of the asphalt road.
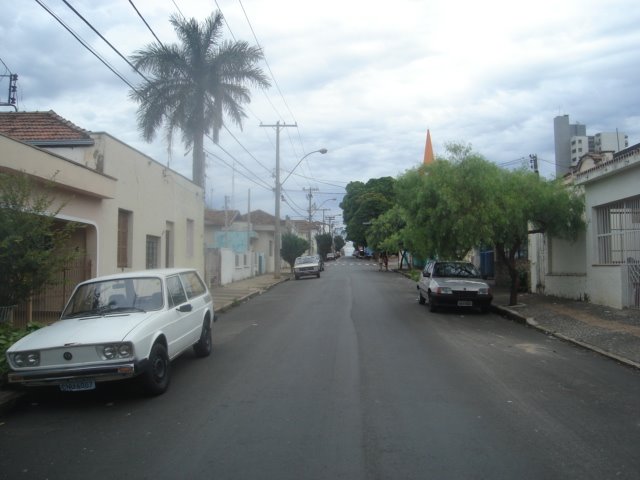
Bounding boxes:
[1,258,639,480]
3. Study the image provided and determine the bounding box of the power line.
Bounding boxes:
[206,134,273,190]
[222,125,271,174]
[128,0,164,46]
[34,0,140,93]
[60,0,152,85]
[204,148,272,191]
[236,0,300,129]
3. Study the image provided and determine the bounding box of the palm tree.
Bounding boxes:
[129,11,270,189]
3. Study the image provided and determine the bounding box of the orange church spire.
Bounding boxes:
[423,129,434,165]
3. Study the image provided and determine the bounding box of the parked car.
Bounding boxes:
[315,254,325,271]
[417,260,492,313]
[6,268,216,396]
[326,252,336,261]
[293,255,321,279]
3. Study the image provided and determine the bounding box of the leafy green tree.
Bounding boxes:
[366,205,406,254]
[341,177,396,247]
[0,173,80,308]
[396,145,585,305]
[129,11,270,189]
[333,235,345,253]
[314,233,333,259]
[280,233,309,273]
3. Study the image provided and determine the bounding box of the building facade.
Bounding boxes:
[0,111,204,322]
[530,143,640,309]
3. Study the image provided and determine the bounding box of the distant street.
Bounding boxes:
[1,257,639,480]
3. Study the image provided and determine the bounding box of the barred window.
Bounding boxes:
[146,235,160,269]
[595,196,640,264]
[117,209,132,268]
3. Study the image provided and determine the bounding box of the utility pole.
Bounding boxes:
[0,73,17,111]
[261,121,296,278]
[529,154,539,175]
[304,187,319,254]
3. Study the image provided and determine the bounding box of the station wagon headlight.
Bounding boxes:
[11,351,40,367]
[97,343,134,360]
[478,287,491,295]
[436,286,453,294]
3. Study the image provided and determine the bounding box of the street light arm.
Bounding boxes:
[281,148,327,186]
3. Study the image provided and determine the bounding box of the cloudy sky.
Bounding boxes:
[2,0,639,226]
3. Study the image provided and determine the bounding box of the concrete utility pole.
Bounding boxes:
[304,187,319,254]
[260,121,296,279]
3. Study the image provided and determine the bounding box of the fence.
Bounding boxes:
[11,258,92,328]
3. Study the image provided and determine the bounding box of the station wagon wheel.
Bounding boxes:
[141,343,170,396]
[419,292,426,305]
[194,319,212,357]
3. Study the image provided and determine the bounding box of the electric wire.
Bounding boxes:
[205,133,273,190]
[34,0,140,93]
[204,148,272,191]
[38,0,323,207]
[60,0,153,85]
[128,0,164,46]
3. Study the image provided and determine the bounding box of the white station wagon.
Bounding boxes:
[6,268,216,395]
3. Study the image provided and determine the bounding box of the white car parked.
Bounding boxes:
[6,268,216,395]
[417,260,493,313]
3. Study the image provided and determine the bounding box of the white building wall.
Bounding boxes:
[594,132,628,153]
[538,148,640,309]
[570,135,589,165]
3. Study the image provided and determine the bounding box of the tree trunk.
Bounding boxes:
[496,242,520,306]
[193,133,205,190]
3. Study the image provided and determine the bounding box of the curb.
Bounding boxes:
[215,277,289,314]
[494,305,640,371]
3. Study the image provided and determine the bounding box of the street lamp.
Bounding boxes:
[274,148,328,278]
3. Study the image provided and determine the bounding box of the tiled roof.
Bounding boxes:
[205,209,240,226]
[0,110,94,146]
[238,209,277,225]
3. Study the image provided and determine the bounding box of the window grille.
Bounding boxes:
[146,235,160,269]
[595,196,640,264]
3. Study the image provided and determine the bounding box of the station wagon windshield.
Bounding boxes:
[295,256,316,265]
[61,277,164,318]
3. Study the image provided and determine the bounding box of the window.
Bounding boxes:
[595,196,640,264]
[167,275,187,307]
[269,240,273,256]
[117,210,132,268]
[180,271,206,299]
[186,219,194,258]
[165,221,174,268]
[186,218,194,258]
[146,235,160,269]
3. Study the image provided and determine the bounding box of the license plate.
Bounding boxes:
[59,379,96,392]
[457,300,473,307]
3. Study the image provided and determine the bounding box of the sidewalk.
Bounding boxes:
[491,287,640,369]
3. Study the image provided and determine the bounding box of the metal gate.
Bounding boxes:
[13,257,92,327]
[628,260,640,309]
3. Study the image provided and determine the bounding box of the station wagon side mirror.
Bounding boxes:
[177,304,193,313]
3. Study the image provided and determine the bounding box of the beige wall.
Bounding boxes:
[0,132,205,279]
